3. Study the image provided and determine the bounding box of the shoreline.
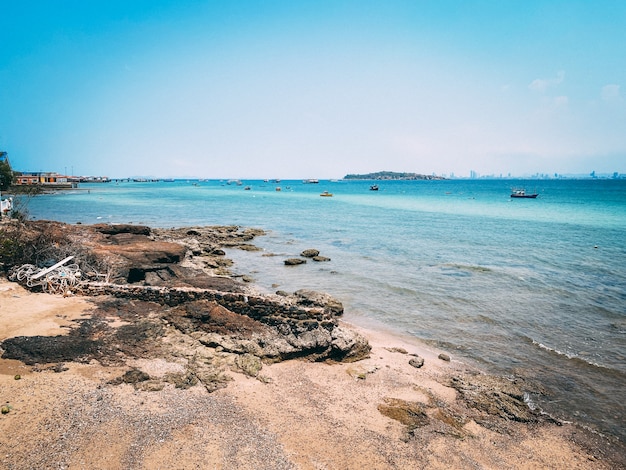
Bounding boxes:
[0,278,621,469]
[1,221,624,468]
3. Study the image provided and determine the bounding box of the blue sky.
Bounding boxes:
[1,0,624,178]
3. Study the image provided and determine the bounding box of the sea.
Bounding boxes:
[22,178,626,442]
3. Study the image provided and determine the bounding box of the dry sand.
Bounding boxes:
[0,278,622,469]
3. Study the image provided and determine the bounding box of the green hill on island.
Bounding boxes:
[343,171,445,180]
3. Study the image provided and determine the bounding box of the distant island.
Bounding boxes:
[343,171,446,180]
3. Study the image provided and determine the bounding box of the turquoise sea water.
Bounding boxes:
[24,178,626,441]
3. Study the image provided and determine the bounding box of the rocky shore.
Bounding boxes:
[0,220,623,469]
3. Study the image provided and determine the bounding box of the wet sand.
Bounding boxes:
[0,278,622,469]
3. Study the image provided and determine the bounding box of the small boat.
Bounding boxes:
[370,184,379,191]
[510,188,538,198]
[320,191,333,197]
[244,186,251,190]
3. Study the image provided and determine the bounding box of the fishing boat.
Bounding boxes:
[510,188,538,198]
[370,184,379,191]
[320,191,333,197]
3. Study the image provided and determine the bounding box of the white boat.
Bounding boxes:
[510,188,538,198]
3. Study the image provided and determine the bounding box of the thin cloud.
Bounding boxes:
[601,84,622,103]
[553,95,569,107]
[529,71,565,92]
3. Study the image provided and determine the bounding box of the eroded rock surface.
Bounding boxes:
[1,220,371,392]
[450,372,541,429]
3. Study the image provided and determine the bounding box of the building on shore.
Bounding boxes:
[14,172,78,189]
[12,172,111,188]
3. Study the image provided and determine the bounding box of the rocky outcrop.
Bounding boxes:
[88,224,256,286]
[449,372,540,426]
[192,322,369,363]
[92,224,151,236]
[293,289,344,316]
[3,220,371,371]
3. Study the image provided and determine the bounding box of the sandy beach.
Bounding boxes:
[1,277,623,470]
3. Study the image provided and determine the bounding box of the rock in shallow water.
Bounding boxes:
[300,249,320,258]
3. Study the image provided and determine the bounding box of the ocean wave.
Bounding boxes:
[527,337,617,372]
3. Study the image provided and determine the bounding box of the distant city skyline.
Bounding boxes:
[1,1,625,179]
[4,163,622,181]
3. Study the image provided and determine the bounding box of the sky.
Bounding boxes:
[1,0,625,179]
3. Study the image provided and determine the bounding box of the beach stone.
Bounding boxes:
[312,256,331,262]
[409,357,424,368]
[438,353,451,362]
[137,380,166,392]
[346,364,379,380]
[385,347,408,354]
[301,249,320,258]
[284,258,306,265]
[112,368,150,385]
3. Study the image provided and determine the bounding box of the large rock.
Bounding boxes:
[330,326,371,362]
[95,240,186,264]
[191,320,370,363]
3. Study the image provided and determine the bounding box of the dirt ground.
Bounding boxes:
[0,278,623,469]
